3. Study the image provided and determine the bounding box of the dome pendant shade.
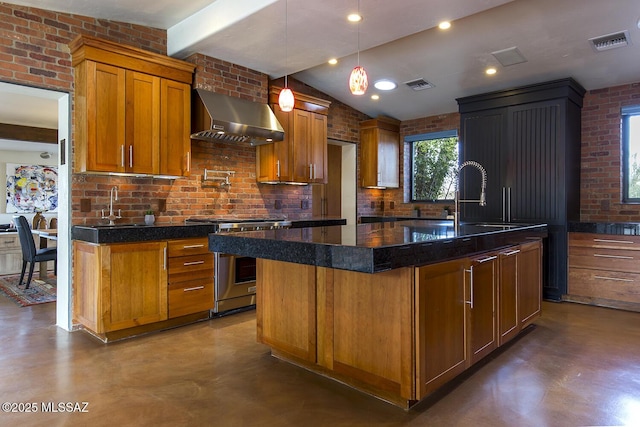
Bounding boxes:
[278,87,295,112]
[349,66,368,95]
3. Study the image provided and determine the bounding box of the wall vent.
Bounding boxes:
[589,30,631,52]
[405,78,434,91]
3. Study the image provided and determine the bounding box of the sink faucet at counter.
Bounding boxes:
[454,160,487,232]
[101,186,122,225]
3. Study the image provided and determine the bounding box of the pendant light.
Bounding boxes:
[278,0,295,112]
[349,0,368,95]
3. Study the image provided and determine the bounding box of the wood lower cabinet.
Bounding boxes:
[167,237,213,318]
[567,233,640,311]
[467,253,498,366]
[416,258,467,398]
[70,35,194,177]
[498,247,520,345]
[0,233,22,275]
[73,241,168,335]
[518,240,543,326]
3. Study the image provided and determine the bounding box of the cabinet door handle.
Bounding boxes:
[276,160,281,178]
[593,254,634,260]
[121,145,125,167]
[475,255,497,264]
[309,164,313,180]
[465,266,474,309]
[186,151,191,172]
[182,244,204,249]
[183,285,205,292]
[502,187,506,222]
[129,145,133,168]
[593,275,634,282]
[183,260,205,266]
[163,247,167,270]
[593,239,635,245]
[501,249,520,257]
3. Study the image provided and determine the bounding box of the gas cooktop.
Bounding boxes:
[185,217,291,232]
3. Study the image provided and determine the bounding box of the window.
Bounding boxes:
[408,130,459,202]
[623,106,640,202]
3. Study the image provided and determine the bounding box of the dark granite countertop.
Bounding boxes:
[72,218,348,244]
[569,222,640,236]
[359,216,444,223]
[209,220,548,273]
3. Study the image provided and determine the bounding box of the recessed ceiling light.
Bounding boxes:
[371,94,380,100]
[373,79,397,91]
[347,13,362,22]
[328,58,338,65]
[485,67,497,75]
[438,21,451,30]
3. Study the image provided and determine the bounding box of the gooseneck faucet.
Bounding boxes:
[454,160,487,232]
[102,185,122,225]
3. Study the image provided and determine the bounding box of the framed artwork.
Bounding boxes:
[6,164,58,213]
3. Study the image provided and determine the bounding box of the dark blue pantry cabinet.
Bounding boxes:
[457,78,585,301]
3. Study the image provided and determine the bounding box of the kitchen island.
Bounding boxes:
[209,220,547,408]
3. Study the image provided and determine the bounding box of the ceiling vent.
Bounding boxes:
[491,46,527,67]
[405,78,434,91]
[589,30,631,52]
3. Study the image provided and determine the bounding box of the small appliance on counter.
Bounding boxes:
[185,218,292,315]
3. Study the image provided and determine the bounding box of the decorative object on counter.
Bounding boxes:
[348,0,368,95]
[101,186,121,225]
[413,206,421,217]
[441,206,451,218]
[0,271,56,306]
[144,210,155,225]
[6,164,58,213]
[203,169,234,187]
[278,0,295,112]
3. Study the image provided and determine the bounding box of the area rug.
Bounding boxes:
[0,273,56,306]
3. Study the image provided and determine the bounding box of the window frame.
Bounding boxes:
[406,130,459,203]
[622,105,640,203]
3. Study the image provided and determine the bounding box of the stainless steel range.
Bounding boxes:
[185,218,292,315]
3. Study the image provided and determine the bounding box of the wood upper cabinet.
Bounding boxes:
[257,88,330,184]
[70,35,194,176]
[73,241,168,335]
[360,116,400,188]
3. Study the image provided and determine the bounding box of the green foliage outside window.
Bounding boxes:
[626,114,640,200]
[411,136,458,201]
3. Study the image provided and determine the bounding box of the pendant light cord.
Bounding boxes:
[285,0,288,88]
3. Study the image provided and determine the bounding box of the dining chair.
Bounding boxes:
[13,215,57,289]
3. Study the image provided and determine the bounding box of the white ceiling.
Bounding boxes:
[2,0,640,131]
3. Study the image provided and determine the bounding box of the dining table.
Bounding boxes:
[31,228,57,279]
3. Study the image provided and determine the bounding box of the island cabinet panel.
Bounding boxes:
[324,267,414,400]
[256,259,317,363]
[518,240,543,326]
[467,253,498,366]
[416,259,468,399]
[498,247,520,345]
[567,233,640,311]
[73,241,168,335]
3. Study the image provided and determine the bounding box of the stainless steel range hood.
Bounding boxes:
[191,89,284,146]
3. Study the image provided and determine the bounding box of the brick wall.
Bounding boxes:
[581,82,640,222]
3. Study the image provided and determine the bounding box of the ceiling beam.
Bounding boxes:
[0,123,57,144]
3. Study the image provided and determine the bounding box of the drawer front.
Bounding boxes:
[168,254,213,283]
[168,237,209,257]
[168,279,214,318]
[569,267,640,304]
[0,234,20,253]
[569,233,640,250]
[569,246,640,273]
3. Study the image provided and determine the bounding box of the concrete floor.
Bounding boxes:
[1,296,639,427]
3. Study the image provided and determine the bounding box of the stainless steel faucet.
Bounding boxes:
[454,160,487,232]
[101,185,122,225]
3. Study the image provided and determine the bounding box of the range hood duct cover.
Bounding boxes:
[191,89,284,146]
